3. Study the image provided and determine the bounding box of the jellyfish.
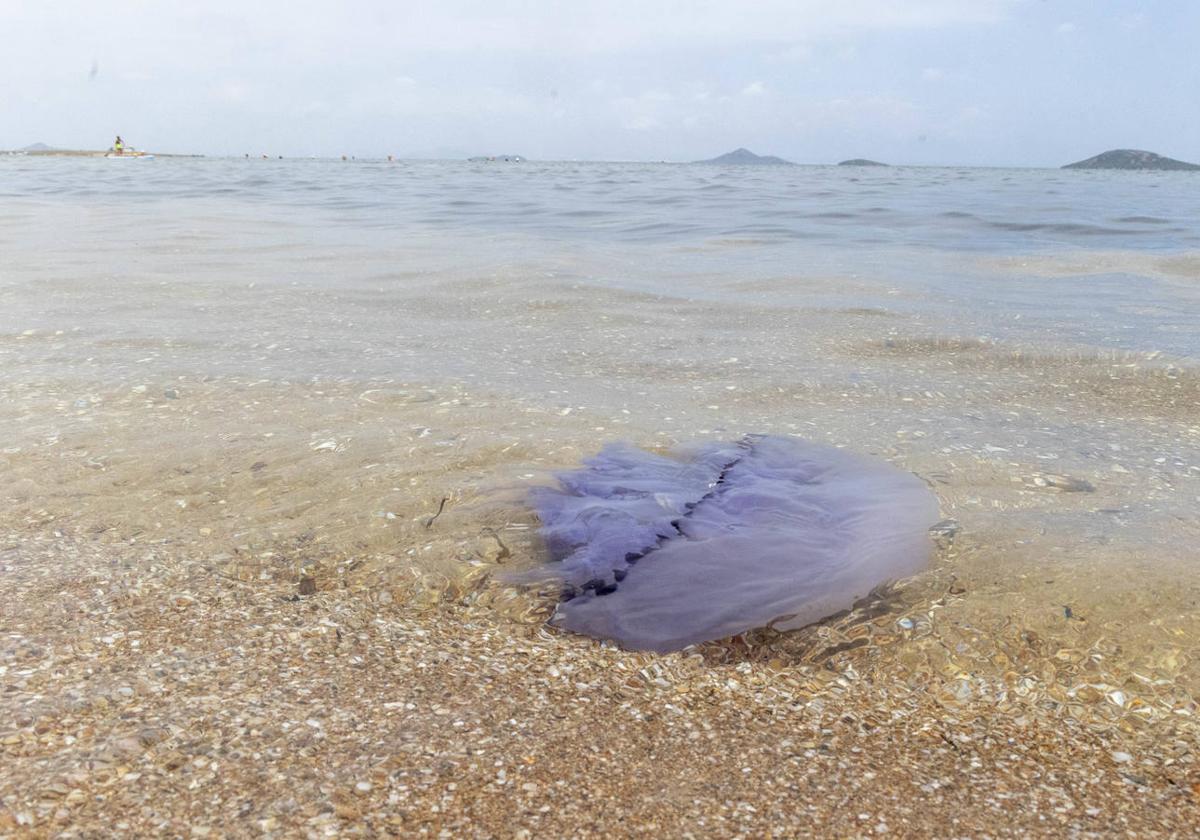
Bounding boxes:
[530,435,940,653]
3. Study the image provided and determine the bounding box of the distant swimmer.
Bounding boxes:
[113,135,124,155]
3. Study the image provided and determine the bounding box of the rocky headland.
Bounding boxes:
[696,147,792,165]
[1063,149,1200,171]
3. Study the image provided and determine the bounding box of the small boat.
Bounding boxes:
[105,150,155,159]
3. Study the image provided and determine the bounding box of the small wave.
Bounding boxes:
[559,209,611,218]
[640,195,687,206]
[623,221,695,236]
[806,211,859,220]
[1114,216,1172,225]
[702,237,775,248]
[988,221,1136,236]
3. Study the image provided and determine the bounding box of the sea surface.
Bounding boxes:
[4,157,1200,366]
[2,157,1199,731]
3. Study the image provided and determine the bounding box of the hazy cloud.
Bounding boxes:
[1,0,1196,165]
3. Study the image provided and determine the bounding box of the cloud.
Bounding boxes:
[768,43,814,63]
[799,95,926,143]
[624,115,660,131]
[0,0,1015,63]
[921,67,944,81]
[612,88,674,131]
[211,80,252,103]
[741,81,766,97]
[1056,22,1076,34]
[943,103,989,133]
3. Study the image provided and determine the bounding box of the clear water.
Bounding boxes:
[2,156,1198,733]
[3,157,1199,366]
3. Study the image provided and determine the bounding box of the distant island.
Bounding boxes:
[695,148,792,165]
[1063,149,1200,171]
[838,158,888,167]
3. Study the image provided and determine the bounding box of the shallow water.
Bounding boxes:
[2,156,1199,734]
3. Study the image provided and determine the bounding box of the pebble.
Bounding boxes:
[1032,474,1095,492]
[113,737,142,757]
[929,519,960,544]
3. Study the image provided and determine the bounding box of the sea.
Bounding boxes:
[2,156,1198,728]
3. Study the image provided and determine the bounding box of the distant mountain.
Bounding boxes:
[838,158,888,167]
[1063,149,1200,171]
[21,142,56,152]
[696,147,792,165]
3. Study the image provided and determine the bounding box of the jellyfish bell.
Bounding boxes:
[531,435,940,653]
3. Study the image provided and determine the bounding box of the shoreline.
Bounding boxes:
[3,150,204,158]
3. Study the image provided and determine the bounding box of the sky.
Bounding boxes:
[1,0,1198,165]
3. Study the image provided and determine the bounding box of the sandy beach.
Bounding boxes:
[2,362,1197,836]
[3,527,1197,837]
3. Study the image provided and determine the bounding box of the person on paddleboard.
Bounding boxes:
[113,136,125,155]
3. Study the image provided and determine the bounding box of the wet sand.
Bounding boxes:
[2,529,1197,837]
[2,351,1198,835]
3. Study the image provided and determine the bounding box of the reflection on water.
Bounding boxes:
[1,158,1198,743]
